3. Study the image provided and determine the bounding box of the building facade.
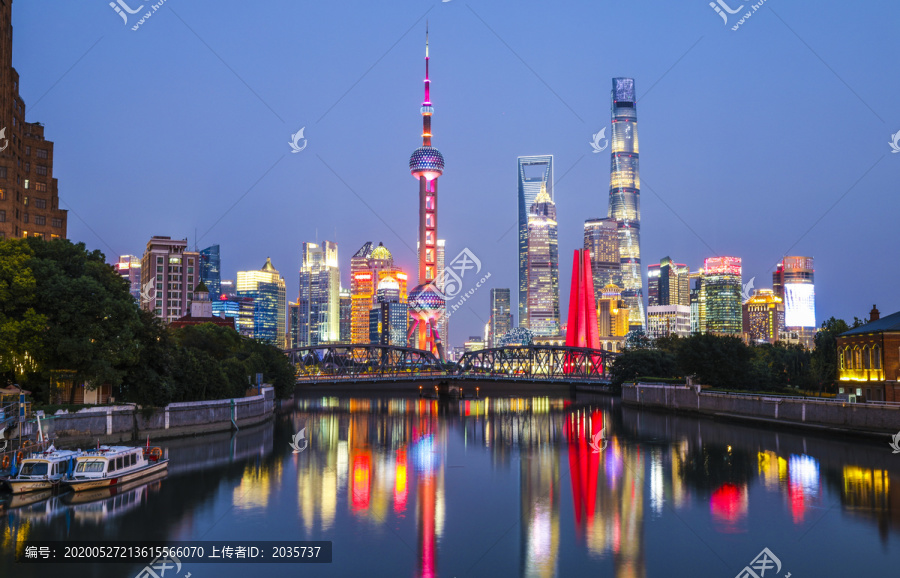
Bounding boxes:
[778,256,816,349]
[489,288,512,348]
[526,184,560,336]
[649,257,689,307]
[298,241,340,346]
[647,305,691,338]
[212,295,254,338]
[237,258,286,348]
[583,218,620,304]
[140,236,199,323]
[199,245,221,297]
[608,77,643,331]
[350,241,407,344]
[0,1,68,241]
[339,288,351,343]
[115,255,142,301]
[701,257,742,336]
[517,155,554,329]
[742,289,785,344]
[597,283,630,352]
[368,276,408,347]
[837,306,900,402]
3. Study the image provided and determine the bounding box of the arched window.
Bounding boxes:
[863,346,871,370]
[839,347,845,370]
[872,345,882,370]
[852,347,861,370]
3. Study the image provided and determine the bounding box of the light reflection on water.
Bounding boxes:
[1,391,898,577]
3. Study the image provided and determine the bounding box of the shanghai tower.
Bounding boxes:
[608,77,644,330]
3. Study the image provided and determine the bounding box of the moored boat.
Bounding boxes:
[61,445,168,493]
[2,448,83,494]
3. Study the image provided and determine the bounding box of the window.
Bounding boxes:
[23,179,28,189]
[34,198,46,209]
[34,215,45,226]
[0,210,5,222]
[35,166,48,176]
[24,162,29,172]
[34,182,46,192]
[22,213,28,224]
[51,218,62,228]
[24,145,30,155]
[109,460,116,472]
[36,149,48,159]
[863,346,871,370]
[0,188,4,199]
[873,346,882,370]
[23,196,28,206]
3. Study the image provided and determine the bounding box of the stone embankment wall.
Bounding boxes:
[26,387,275,445]
[622,383,900,435]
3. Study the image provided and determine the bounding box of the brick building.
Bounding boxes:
[836,306,900,402]
[0,0,68,240]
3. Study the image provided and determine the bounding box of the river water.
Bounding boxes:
[1,388,898,577]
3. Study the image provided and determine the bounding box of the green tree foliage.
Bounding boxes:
[609,348,680,388]
[0,238,295,405]
[810,316,851,393]
[675,334,753,389]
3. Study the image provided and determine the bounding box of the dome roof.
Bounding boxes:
[370,242,392,261]
[409,146,444,180]
[408,284,445,316]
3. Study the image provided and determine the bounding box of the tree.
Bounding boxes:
[810,316,850,393]
[624,328,652,350]
[610,348,680,388]
[0,240,46,384]
[675,334,753,390]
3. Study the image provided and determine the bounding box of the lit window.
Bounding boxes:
[425,196,435,211]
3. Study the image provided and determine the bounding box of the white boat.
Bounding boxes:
[3,448,83,494]
[61,445,168,493]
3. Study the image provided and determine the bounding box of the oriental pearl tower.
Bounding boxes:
[407,24,446,360]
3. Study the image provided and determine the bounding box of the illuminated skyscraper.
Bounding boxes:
[649,257,690,307]
[115,255,142,301]
[339,288,351,343]
[608,78,644,330]
[742,289,785,344]
[299,241,340,346]
[237,258,287,348]
[701,257,742,336]
[489,288,512,348]
[199,244,221,297]
[583,218,620,304]
[597,284,630,342]
[350,241,406,343]
[408,26,446,358]
[526,184,560,336]
[518,155,554,328]
[689,271,703,334]
[436,239,449,349]
[779,256,816,349]
[369,276,408,347]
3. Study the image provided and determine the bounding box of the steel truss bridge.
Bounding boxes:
[289,344,617,384]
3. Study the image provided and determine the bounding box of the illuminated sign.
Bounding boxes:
[704,256,742,276]
[354,274,372,280]
[784,283,815,327]
[614,77,635,102]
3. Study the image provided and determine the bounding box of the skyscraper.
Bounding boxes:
[583,218,620,303]
[526,184,560,336]
[140,236,199,323]
[649,257,689,307]
[369,276,409,347]
[779,256,816,349]
[435,239,449,349]
[701,257,742,336]
[350,241,407,344]
[743,289,785,344]
[298,241,340,346]
[608,78,644,331]
[339,288,351,343]
[199,245,221,297]
[597,283,630,351]
[237,258,287,348]
[518,155,554,328]
[0,0,68,241]
[408,26,446,358]
[489,288,512,348]
[115,255,142,301]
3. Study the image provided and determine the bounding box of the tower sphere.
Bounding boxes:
[409,146,444,181]
[408,283,445,316]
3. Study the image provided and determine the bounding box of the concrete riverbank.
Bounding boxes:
[18,387,275,446]
[622,383,900,437]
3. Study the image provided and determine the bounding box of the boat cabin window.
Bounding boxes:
[20,462,48,476]
[75,460,106,473]
[130,454,136,466]
[116,457,123,469]
[109,460,116,472]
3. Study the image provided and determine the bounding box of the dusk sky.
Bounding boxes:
[14,0,899,345]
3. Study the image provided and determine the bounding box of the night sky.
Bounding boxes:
[14,0,899,346]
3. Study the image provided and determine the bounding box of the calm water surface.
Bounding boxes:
[2,388,898,577]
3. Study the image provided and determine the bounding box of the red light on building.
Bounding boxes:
[704,256,742,276]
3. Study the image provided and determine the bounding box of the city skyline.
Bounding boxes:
[12,2,899,345]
